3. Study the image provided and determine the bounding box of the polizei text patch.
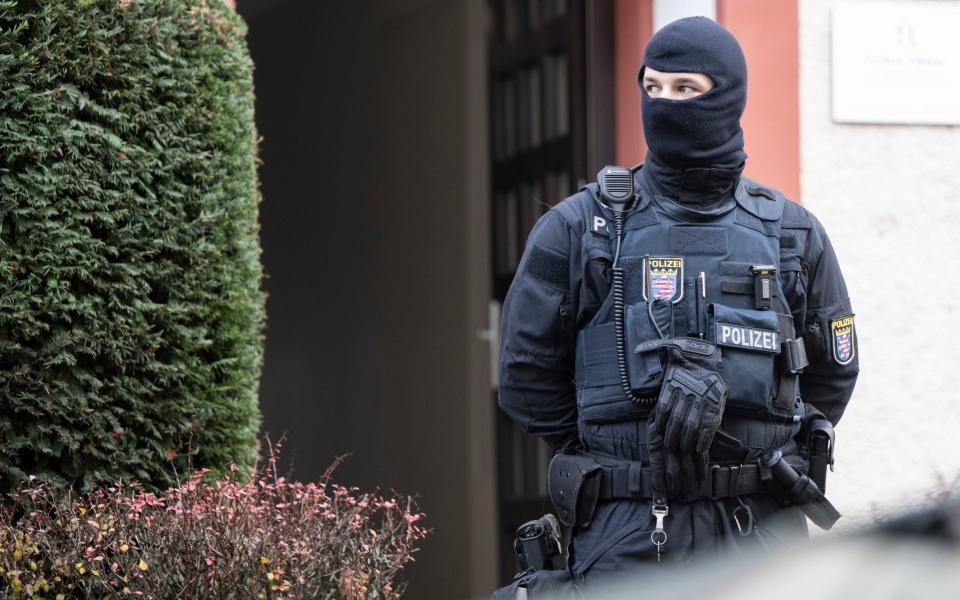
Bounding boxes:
[715,323,781,353]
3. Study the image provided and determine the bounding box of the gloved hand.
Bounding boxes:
[645,340,726,498]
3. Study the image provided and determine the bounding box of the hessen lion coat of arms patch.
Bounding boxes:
[830,315,856,365]
[643,257,684,304]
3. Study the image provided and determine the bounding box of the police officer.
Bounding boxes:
[498,16,858,592]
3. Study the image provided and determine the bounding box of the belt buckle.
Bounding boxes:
[682,464,720,501]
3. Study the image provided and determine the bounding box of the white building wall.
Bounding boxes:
[800,0,960,530]
[653,0,716,31]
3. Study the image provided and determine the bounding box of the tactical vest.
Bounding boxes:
[571,175,807,441]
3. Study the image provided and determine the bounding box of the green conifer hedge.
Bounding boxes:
[0,0,264,491]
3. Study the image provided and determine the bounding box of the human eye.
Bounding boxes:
[645,83,661,95]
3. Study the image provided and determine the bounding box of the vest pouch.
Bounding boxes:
[625,300,666,393]
[548,452,601,527]
[707,303,781,414]
[575,322,652,423]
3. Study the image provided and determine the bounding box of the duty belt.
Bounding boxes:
[548,446,839,530]
[593,457,775,503]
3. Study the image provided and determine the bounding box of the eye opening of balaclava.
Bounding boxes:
[639,68,717,102]
[638,16,748,171]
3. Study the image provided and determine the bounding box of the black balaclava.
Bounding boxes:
[637,17,748,211]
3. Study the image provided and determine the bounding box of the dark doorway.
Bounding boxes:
[487,0,614,583]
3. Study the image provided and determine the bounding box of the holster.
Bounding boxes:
[763,448,841,530]
[806,418,835,493]
[548,452,602,528]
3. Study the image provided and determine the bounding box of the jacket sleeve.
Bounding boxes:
[797,218,859,426]
[498,209,579,447]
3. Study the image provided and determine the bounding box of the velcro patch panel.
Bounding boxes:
[670,226,728,255]
[526,244,568,290]
[720,262,755,276]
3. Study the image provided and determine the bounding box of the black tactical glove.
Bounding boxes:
[638,338,727,498]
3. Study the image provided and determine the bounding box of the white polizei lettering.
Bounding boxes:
[593,216,607,231]
[716,322,779,352]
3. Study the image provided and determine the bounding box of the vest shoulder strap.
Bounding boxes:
[735,177,786,223]
[579,181,600,199]
[780,198,815,230]
[551,188,600,231]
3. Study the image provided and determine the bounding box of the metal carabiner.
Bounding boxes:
[732,497,754,537]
